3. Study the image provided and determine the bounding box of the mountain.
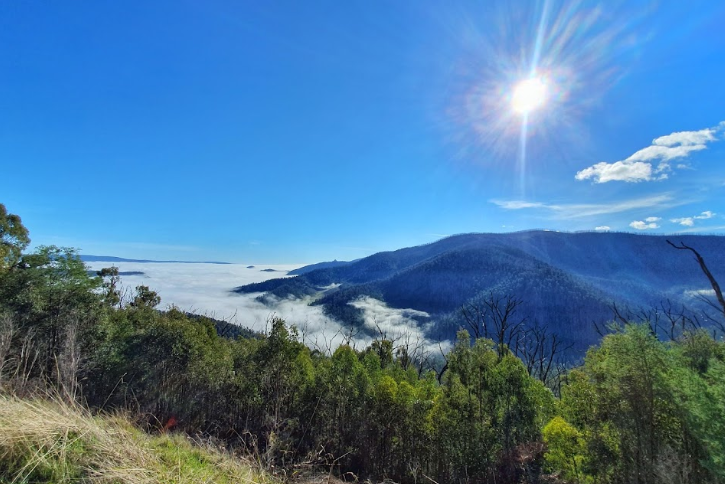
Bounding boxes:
[288,260,352,275]
[233,231,725,351]
[80,255,230,264]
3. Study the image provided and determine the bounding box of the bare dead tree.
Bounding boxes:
[436,341,449,384]
[402,333,437,377]
[461,301,487,339]
[518,322,573,386]
[668,240,725,319]
[485,294,527,356]
[342,322,361,348]
[659,299,703,339]
[461,293,571,385]
[606,298,710,341]
[460,293,527,357]
[609,302,659,336]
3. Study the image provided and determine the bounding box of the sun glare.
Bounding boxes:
[512,77,548,114]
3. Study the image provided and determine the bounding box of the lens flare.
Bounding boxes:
[446,0,648,170]
[512,77,548,114]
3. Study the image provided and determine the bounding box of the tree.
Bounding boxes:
[461,293,526,357]
[97,266,122,308]
[0,203,30,271]
[556,324,719,484]
[542,416,587,483]
[131,285,161,308]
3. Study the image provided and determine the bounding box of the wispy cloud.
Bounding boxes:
[674,225,725,234]
[493,201,546,210]
[491,193,678,219]
[594,226,611,232]
[575,122,723,183]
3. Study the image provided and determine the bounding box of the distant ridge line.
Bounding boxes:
[80,255,231,265]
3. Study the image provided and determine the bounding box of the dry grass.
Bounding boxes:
[0,394,275,484]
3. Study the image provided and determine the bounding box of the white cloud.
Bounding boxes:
[630,220,659,230]
[671,217,694,227]
[86,261,304,325]
[670,211,716,227]
[575,160,653,183]
[654,129,717,147]
[491,193,679,219]
[350,297,428,336]
[626,144,707,163]
[645,216,661,222]
[695,211,715,219]
[576,123,723,183]
[594,226,611,232]
[85,261,443,355]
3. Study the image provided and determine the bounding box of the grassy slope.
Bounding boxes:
[0,395,275,484]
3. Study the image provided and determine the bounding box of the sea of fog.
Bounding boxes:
[85,262,446,353]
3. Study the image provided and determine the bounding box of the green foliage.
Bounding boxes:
[0,203,30,271]
[131,284,161,308]
[542,416,587,483]
[670,335,725,479]
[97,266,121,307]
[554,325,725,484]
[0,244,102,391]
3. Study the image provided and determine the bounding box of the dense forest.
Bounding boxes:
[2,202,725,483]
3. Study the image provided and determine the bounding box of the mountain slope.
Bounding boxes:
[234,231,725,348]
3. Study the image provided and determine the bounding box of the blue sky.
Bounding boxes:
[2,0,725,263]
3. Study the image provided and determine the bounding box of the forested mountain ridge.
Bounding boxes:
[234,231,725,347]
[287,259,352,275]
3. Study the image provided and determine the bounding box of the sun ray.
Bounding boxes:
[446,0,649,170]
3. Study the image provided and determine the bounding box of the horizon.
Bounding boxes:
[81,228,725,266]
[3,1,725,263]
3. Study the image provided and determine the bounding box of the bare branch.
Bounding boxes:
[668,240,725,318]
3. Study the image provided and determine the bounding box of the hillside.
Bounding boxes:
[234,231,725,349]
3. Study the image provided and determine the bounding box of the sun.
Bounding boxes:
[511,77,548,115]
